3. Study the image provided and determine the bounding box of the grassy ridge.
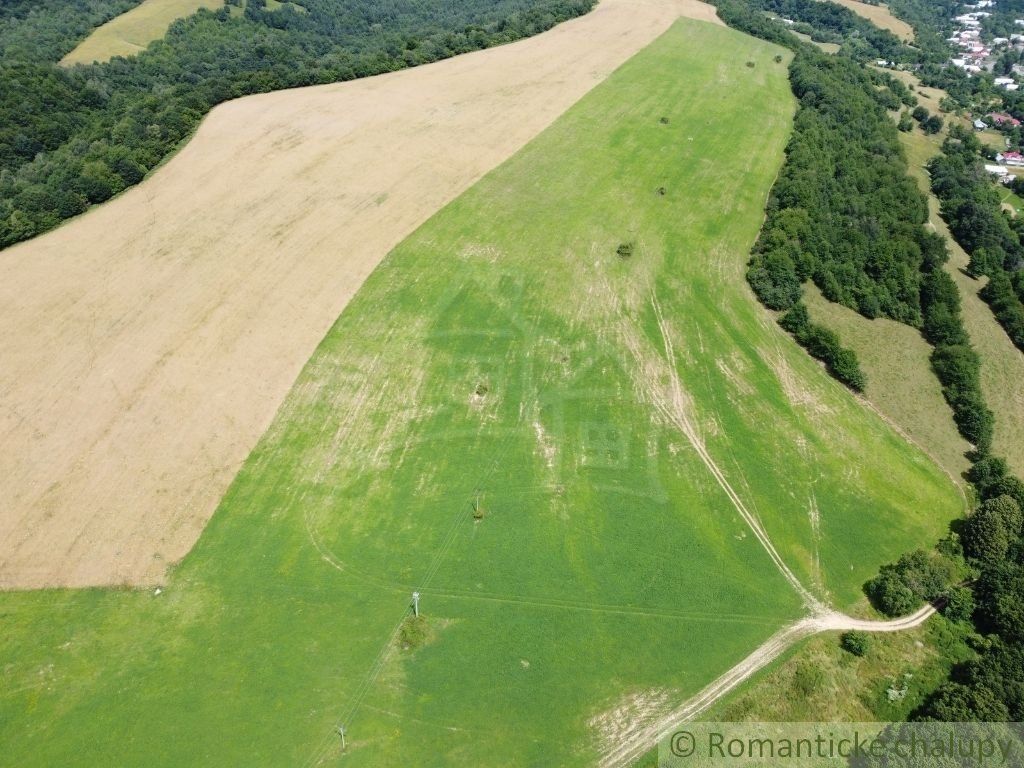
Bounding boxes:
[898,118,1024,477]
[0,20,959,766]
[60,0,223,64]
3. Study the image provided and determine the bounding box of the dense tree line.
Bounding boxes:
[910,458,1024,722]
[866,548,962,617]
[718,0,913,62]
[746,48,933,326]
[929,127,1024,354]
[921,256,996,452]
[0,0,143,60]
[980,272,1024,350]
[758,0,907,60]
[710,0,942,391]
[862,8,1024,725]
[0,0,143,175]
[887,0,959,61]
[714,0,1024,728]
[0,0,595,249]
[779,303,866,390]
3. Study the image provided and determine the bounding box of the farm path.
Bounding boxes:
[599,605,937,767]
[592,289,940,766]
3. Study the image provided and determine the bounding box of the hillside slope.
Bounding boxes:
[0,18,960,767]
[0,0,719,590]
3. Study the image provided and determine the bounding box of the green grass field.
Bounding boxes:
[803,284,971,481]
[707,614,973,724]
[999,185,1024,216]
[3,20,961,767]
[61,0,223,65]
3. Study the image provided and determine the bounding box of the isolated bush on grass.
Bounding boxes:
[840,630,870,657]
[399,615,430,650]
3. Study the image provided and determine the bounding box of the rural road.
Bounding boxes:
[595,294,942,766]
[598,604,937,768]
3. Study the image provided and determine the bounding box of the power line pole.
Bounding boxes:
[336,724,346,751]
[411,591,420,618]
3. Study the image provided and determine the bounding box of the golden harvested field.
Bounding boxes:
[61,0,223,65]
[832,0,913,41]
[0,0,720,590]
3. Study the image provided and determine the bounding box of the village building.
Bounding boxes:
[989,112,1022,126]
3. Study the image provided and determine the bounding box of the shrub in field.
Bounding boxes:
[399,615,430,650]
[840,630,870,657]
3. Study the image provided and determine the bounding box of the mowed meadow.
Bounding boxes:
[60,0,223,65]
[0,19,960,767]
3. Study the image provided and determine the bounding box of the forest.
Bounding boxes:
[0,0,143,60]
[713,0,1024,726]
[0,0,595,249]
[758,0,906,59]
[747,51,930,326]
[929,128,1024,354]
[727,5,934,393]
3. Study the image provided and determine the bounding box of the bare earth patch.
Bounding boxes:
[0,0,719,589]
[589,688,675,758]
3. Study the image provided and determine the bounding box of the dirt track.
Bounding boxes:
[598,604,937,767]
[0,0,720,589]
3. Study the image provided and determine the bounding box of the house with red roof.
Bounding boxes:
[990,112,1022,127]
[997,151,1024,166]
